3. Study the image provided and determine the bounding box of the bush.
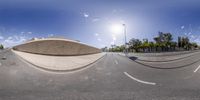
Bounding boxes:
[0,44,4,49]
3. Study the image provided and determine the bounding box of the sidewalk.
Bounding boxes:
[119,51,200,62]
[128,50,200,57]
[12,49,105,72]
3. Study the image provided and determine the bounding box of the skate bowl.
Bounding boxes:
[13,38,101,56]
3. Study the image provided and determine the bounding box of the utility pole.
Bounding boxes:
[122,24,127,53]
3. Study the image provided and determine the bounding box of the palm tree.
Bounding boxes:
[180,37,190,50]
[163,33,173,51]
[178,36,182,49]
[154,32,174,51]
[185,37,190,50]
[153,36,161,51]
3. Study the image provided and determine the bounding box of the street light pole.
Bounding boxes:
[122,24,127,53]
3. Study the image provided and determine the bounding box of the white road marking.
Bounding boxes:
[124,72,156,85]
[194,65,200,73]
[114,60,118,64]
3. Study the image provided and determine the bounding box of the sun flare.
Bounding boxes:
[110,24,123,34]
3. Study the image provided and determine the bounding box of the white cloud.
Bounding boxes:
[83,13,89,18]
[110,35,116,45]
[27,32,32,34]
[188,32,192,35]
[48,34,54,37]
[113,37,116,41]
[190,35,195,39]
[181,26,185,29]
[94,33,99,36]
[112,34,116,41]
[3,36,28,47]
[110,41,114,45]
[112,9,117,13]
[194,38,200,44]
[184,33,188,35]
[112,9,124,14]
[8,36,12,40]
[97,38,102,41]
[100,44,106,48]
[0,36,4,40]
[92,18,100,22]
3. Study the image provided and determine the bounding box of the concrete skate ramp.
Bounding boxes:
[13,38,101,56]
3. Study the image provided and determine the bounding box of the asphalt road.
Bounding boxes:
[1,50,200,100]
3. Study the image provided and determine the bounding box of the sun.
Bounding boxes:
[110,24,123,34]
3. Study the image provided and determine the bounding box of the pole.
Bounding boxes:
[123,24,127,53]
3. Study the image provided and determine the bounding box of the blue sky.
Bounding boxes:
[0,0,200,47]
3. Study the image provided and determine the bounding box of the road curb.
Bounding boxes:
[129,50,200,57]
[133,59,200,69]
[135,52,200,62]
[119,51,200,62]
[118,52,200,69]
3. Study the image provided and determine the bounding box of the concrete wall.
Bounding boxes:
[13,38,101,56]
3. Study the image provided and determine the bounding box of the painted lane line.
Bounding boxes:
[124,72,156,85]
[194,65,200,73]
[115,60,118,64]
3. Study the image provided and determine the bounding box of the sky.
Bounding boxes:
[0,0,200,48]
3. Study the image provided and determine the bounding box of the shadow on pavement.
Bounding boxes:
[129,56,138,61]
[128,56,200,69]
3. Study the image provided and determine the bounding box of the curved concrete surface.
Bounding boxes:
[13,38,101,56]
[12,50,105,72]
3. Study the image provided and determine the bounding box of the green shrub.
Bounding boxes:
[0,44,4,49]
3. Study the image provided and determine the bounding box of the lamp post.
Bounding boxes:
[122,24,127,53]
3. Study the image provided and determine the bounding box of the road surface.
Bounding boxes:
[1,50,200,100]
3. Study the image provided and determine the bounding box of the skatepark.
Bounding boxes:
[12,38,104,72]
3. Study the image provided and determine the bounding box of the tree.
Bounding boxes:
[112,31,198,53]
[178,37,181,48]
[154,36,162,51]
[153,32,164,51]
[149,42,154,52]
[0,44,4,49]
[141,38,149,52]
[163,33,173,51]
[163,33,173,43]
[180,37,190,50]
[190,42,198,50]
[129,38,142,52]
[171,42,177,51]
[101,46,108,52]
[153,37,161,44]
[154,32,174,51]
[111,45,116,52]
[184,37,190,50]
